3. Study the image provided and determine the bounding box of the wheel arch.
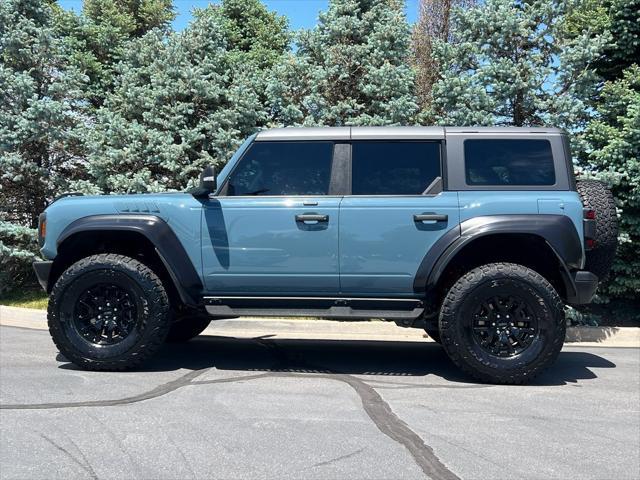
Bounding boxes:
[51,215,202,306]
[415,215,584,311]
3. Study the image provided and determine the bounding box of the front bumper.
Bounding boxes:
[565,270,599,305]
[33,261,53,292]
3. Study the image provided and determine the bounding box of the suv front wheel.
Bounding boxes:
[48,254,171,371]
[439,263,565,384]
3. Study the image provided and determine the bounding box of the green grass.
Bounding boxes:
[0,289,49,310]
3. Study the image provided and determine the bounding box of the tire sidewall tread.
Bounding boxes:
[576,179,618,279]
[439,263,566,385]
[48,253,171,371]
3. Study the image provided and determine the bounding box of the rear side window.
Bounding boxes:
[226,142,333,196]
[464,139,555,186]
[351,142,441,195]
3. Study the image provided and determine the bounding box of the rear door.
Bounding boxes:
[201,141,341,295]
[339,141,459,295]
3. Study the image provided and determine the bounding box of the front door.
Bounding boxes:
[201,140,341,295]
[339,141,460,295]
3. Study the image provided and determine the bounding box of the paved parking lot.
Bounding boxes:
[1,324,639,480]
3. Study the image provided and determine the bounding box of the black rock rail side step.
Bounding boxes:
[203,296,424,321]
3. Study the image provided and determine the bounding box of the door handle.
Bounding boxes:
[414,213,448,223]
[296,214,329,223]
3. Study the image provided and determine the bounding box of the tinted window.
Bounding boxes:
[226,142,333,196]
[464,139,555,186]
[351,142,441,195]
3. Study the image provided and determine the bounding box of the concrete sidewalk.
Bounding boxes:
[1,304,638,347]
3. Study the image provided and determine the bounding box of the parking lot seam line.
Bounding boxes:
[0,368,210,410]
[334,373,460,480]
[251,337,460,480]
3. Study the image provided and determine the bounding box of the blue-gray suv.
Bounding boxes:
[33,127,618,383]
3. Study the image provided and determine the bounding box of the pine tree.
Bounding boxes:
[0,0,87,227]
[0,0,87,294]
[81,0,288,194]
[429,0,605,130]
[0,219,38,295]
[53,0,175,108]
[594,0,640,81]
[569,0,640,306]
[411,0,475,112]
[268,0,418,126]
[582,66,640,302]
[83,0,175,37]
[216,0,289,69]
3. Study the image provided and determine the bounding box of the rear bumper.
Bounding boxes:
[565,270,599,305]
[32,261,53,292]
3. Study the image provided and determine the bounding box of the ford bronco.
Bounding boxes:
[33,127,618,383]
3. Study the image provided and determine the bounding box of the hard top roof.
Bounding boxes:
[255,126,564,141]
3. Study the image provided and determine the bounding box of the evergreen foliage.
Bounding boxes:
[0,0,88,228]
[428,0,605,130]
[52,0,175,107]
[268,0,418,126]
[411,0,475,112]
[0,218,39,295]
[81,0,288,194]
[582,66,639,300]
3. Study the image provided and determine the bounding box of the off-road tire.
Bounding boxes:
[577,180,618,280]
[48,254,171,371]
[166,315,211,343]
[439,263,565,384]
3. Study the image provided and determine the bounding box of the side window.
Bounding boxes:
[226,142,334,196]
[351,142,441,195]
[464,139,556,186]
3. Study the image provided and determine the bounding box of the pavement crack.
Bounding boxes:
[0,368,209,410]
[311,447,365,467]
[84,411,140,474]
[37,432,99,480]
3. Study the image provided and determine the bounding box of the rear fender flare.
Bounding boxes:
[414,214,583,295]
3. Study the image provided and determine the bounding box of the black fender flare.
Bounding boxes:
[413,214,584,296]
[57,214,202,306]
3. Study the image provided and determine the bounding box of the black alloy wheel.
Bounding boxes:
[470,294,538,357]
[72,283,140,346]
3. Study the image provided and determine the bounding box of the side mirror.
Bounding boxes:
[191,165,216,198]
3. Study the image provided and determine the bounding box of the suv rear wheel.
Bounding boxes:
[439,263,565,384]
[48,254,171,371]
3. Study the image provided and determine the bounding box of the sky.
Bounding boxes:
[58,0,420,31]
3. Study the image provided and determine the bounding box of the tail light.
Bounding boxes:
[583,209,596,250]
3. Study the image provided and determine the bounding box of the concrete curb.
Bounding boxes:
[1,304,638,347]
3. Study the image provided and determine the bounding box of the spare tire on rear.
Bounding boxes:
[576,180,618,280]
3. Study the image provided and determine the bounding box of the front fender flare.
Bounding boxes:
[57,214,202,306]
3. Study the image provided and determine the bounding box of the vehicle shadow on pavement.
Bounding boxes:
[59,335,617,386]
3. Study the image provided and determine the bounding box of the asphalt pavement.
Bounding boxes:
[1,324,639,480]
